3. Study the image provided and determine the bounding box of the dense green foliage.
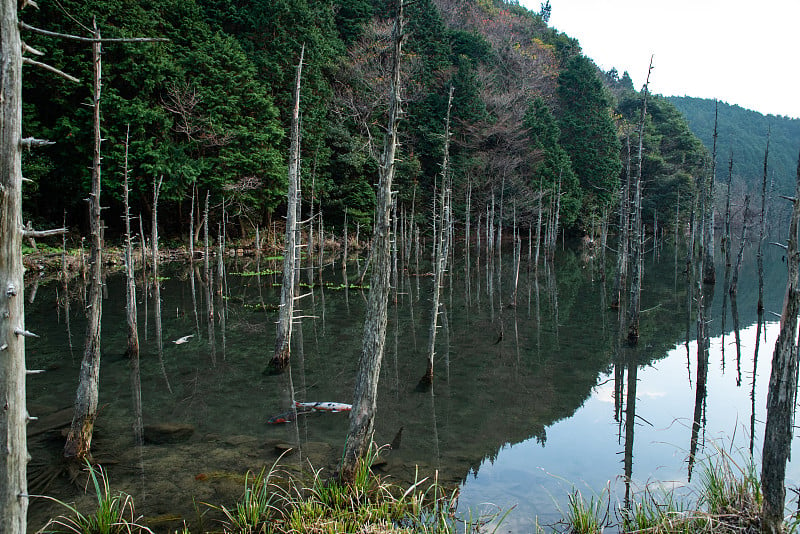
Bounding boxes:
[557,55,621,217]
[19,0,707,240]
[668,96,800,195]
[616,94,708,231]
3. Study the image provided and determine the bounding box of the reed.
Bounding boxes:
[36,462,152,534]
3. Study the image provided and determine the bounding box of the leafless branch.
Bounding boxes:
[22,57,80,83]
[19,22,168,43]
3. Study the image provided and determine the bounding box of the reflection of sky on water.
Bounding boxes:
[459,319,790,531]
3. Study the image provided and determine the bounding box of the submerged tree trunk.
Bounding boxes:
[65,24,103,461]
[702,102,718,285]
[0,0,29,528]
[271,46,304,372]
[627,59,652,344]
[757,132,770,313]
[421,86,453,388]
[761,148,800,534]
[729,196,749,297]
[122,126,139,361]
[723,153,733,267]
[341,2,404,483]
[611,133,632,310]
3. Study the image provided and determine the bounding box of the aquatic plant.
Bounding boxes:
[207,468,281,533]
[562,488,609,534]
[36,462,152,534]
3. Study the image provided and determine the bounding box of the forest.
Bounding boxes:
[669,96,800,198]
[8,0,800,533]
[18,0,708,242]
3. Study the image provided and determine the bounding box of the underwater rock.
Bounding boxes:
[143,423,195,444]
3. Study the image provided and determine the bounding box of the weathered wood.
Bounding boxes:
[627,58,652,344]
[729,195,749,297]
[723,153,734,266]
[0,0,29,528]
[760,147,800,534]
[611,133,632,310]
[65,20,103,461]
[341,1,404,483]
[421,85,454,387]
[122,125,139,361]
[19,22,168,43]
[757,132,770,313]
[701,102,718,285]
[271,45,304,372]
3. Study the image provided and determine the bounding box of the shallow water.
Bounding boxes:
[23,242,791,532]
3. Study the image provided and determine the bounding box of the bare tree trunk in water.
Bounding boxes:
[757,132,770,313]
[761,148,800,534]
[701,101,718,285]
[627,58,652,344]
[0,0,29,527]
[122,126,139,361]
[189,185,195,262]
[271,46,304,371]
[611,133,632,310]
[421,86,453,387]
[723,153,733,267]
[65,23,103,461]
[340,2,404,483]
[729,196,749,297]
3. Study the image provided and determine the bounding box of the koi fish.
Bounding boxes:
[294,401,352,413]
[266,408,308,424]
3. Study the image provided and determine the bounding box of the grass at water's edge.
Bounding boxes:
[34,447,796,534]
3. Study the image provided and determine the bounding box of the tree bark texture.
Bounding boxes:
[758,133,770,313]
[0,0,29,528]
[627,59,652,344]
[760,148,800,534]
[271,46,304,371]
[341,2,404,483]
[123,127,139,360]
[702,102,718,284]
[65,25,103,461]
[611,134,631,310]
[422,86,453,387]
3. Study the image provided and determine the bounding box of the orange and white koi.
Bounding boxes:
[294,401,352,413]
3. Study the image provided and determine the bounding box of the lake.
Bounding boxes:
[22,240,792,532]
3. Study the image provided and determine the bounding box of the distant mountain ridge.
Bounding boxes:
[667,96,800,194]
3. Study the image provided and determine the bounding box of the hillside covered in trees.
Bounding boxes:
[668,96,800,197]
[21,0,708,240]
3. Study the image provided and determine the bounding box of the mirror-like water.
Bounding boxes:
[23,242,790,532]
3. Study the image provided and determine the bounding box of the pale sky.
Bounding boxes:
[519,0,800,119]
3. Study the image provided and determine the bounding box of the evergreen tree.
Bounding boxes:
[524,97,581,227]
[557,54,621,218]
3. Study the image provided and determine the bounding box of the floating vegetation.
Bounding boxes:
[231,269,281,276]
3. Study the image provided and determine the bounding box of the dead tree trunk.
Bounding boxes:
[761,147,800,534]
[611,133,632,310]
[122,126,139,361]
[702,102,718,285]
[0,0,29,528]
[65,22,104,461]
[729,195,749,297]
[723,153,733,267]
[271,46,304,372]
[757,132,770,313]
[627,59,652,344]
[189,185,195,262]
[341,2,404,483]
[420,85,453,388]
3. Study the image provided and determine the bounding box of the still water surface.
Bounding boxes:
[23,243,792,532]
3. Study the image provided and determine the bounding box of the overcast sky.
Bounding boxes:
[518,0,800,119]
